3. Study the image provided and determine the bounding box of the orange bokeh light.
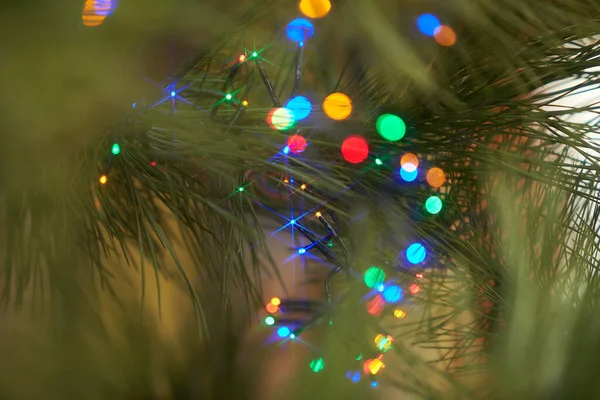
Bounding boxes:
[400,153,419,169]
[434,26,457,47]
[426,167,445,188]
[323,93,353,121]
[299,0,332,19]
[409,284,421,294]
[265,303,279,314]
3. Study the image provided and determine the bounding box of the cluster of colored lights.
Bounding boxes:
[417,13,457,47]
[82,0,116,27]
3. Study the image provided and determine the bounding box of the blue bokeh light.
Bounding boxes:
[277,326,291,337]
[383,285,403,303]
[286,18,315,43]
[417,14,441,36]
[400,167,418,182]
[286,96,312,120]
[406,243,427,264]
[298,248,306,255]
[283,145,290,154]
[371,381,378,388]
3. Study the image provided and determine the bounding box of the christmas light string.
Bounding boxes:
[92,0,455,387]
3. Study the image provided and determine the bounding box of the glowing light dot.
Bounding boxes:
[410,284,421,294]
[323,92,353,120]
[277,327,291,337]
[375,158,383,165]
[426,167,446,188]
[99,175,107,185]
[434,26,457,47]
[299,0,331,18]
[265,316,275,325]
[406,243,427,264]
[286,96,312,120]
[266,303,279,314]
[366,295,385,316]
[290,334,296,339]
[286,18,315,43]
[400,166,418,182]
[374,334,394,352]
[252,52,258,57]
[371,382,378,388]
[364,267,386,288]
[242,100,249,106]
[393,309,407,319]
[298,248,306,255]
[368,359,385,375]
[341,135,369,164]
[300,184,307,190]
[270,297,281,306]
[417,14,442,36]
[315,212,322,218]
[238,54,246,62]
[310,358,325,372]
[268,108,296,130]
[225,93,232,100]
[416,273,424,279]
[425,196,443,214]
[238,187,244,192]
[382,285,403,303]
[400,153,419,169]
[286,134,307,154]
[150,161,157,167]
[376,114,406,141]
[170,91,176,97]
[111,143,120,155]
[351,371,361,382]
[290,219,296,225]
[283,146,290,154]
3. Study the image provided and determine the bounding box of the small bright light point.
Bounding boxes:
[238,54,246,62]
[290,219,296,225]
[383,285,403,303]
[368,359,385,375]
[252,51,258,57]
[132,102,136,108]
[300,184,307,190]
[285,96,312,120]
[299,0,332,19]
[225,93,232,100]
[242,100,249,106]
[270,297,281,306]
[286,18,315,43]
[170,91,176,97]
[266,303,279,314]
[286,134,307,154]
[323,92,353,120]
[425,196,443,214]
[277,327,291,337]
[410,284,421,294]
[417,14,442,36]
[298,248,306,255]
[150,161,157,167]
[406,243,427,264]
[375,158,383,165]
[367,295,385,316]
[416,273,424,279]
[327,242,333,248]
[400,167,418,182]
[238,187,244,192]
[265,316,275,325]
[341,135,369,164]
[111,143,120,155]
[393,309,407,319]
[99,175,107,185]
[376,114,406,141]
[376,284,385,293]
[290,333,296,339]
[426,167,446,188]
[351,372,361,383]
[268,107,296,130]
[299,41,304,47]
[315,212,322,218]
[283,146,290,154]
[364,267,386,288]
[434,25,457,47]
[310,357,325,373]
[371,381,378,388]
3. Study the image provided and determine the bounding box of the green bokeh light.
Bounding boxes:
[376,114,406,141]
[310,358,325,372]
[364,267,386,288]
[425,196,442,214]
[265,316,275,326]
[111,143,120,155]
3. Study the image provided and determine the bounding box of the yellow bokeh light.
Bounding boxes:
[426,167,446,188]
[299,0,332,19]
[368,358,385,375]
[393,309,406,319]
[323,93,353,121]
[270,297,281,306]
[99,175,108,185]
[82,0,107,27]
[242,100,249,106]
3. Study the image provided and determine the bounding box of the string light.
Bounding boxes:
[426,167,445,187]
[366,295,385,316]
[367,358,385,375]
[99,175,108,185]
[266,303,279,314]
[277,326,291,337]
[376,114,406,141]
[382,285,403,303]
[341,135,369,164]
[434,26,457,47]
[267,107,296,130]
[406,243,427,264]
[111,143,120,155]
[410,284,421,294]
[425,195,443,214]
[310,357,325,372]
[299,0,332,19]
[242,100,249,106]
[417,14,441,36]
[400,153,419,169]
[374,334,394,352]
[400,166,418,182]
[393,309,407,319]
[286,134,307,154]
[265,316,275,325]
[364,267,386,288]
[323,92,353,120]
[300,184,307,190]
[286,18,315,43]
[286,96,312,120]
[238,54,246,62]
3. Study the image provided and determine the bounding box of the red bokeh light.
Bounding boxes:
[366,294,385,316]
[341,135,369,164]
[287,134,307,154]
[409,284,421,294]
